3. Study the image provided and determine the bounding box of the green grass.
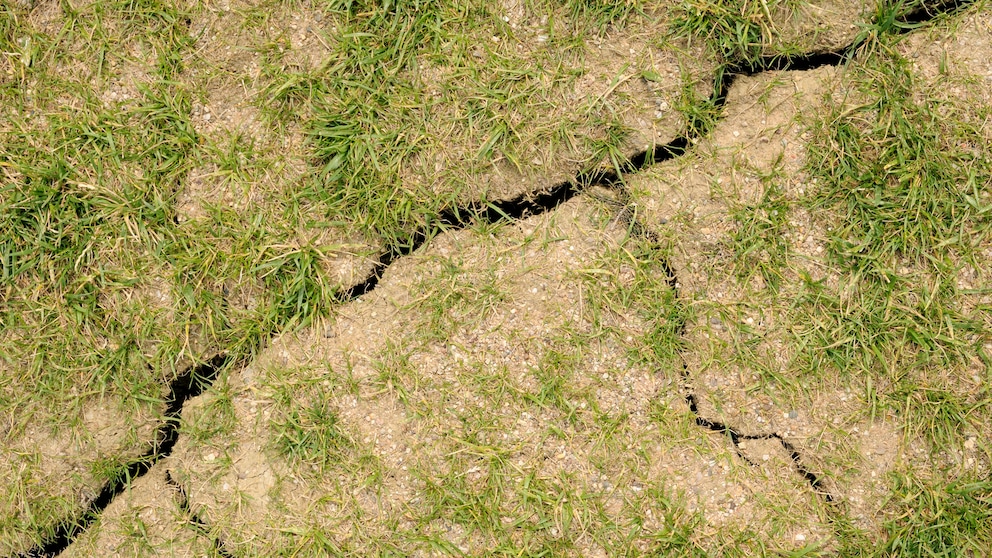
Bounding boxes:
[409,248,509,344]
[670,0,781,62]
[669,0,813,63]
[796,34,991,440]
[880,474,992,555]
[728,177,791,291]
[806,63,991,281]
[272,394,353,474]
[251,0,654,250]
[788,9,992,552]
[581,235,689,370]
[526,346,588,422]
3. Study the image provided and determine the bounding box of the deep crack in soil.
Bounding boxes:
[20,0,977,554]
[614,189,834,500]
[19,355,229,558]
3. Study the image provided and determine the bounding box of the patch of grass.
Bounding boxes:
[0,78,206,436]
[670,0,774,62]
[270,381,354,474]
[669,0,807,63]
[852,0,977,56]
[728,179,791,291]
[409,249,509,344]
[797,42,990,378]
[806,61,992,281]
[113,509,159,555]
[893,383,988,450]
[368,339,439,417]
[249,0,654,251]
[526,347,589,423]
[674,72,723,136]
[797,15,991,470]
[0,449,85,553]
[106,0,196,80]
[879,474,992,555]
[640,484,709,557]
[297,59,443,249]
[581,236,688,371]
[255,1,476,248]
[182,381,237,444]
[417,452,513,538]
[790,271,977,376]
[1,84,190,293]
[254,243,342,327]
[561,0,644,32]
[413,452,714,556]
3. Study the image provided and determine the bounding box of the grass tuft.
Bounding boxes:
[881,474,992,555]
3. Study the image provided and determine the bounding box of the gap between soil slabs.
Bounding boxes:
[18,0,975,554]
[21,354,230,558]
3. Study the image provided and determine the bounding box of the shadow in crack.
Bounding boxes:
[20,355,230,558]
[686,394,833,501]
[338,117,695,302]
[614,197,835,501]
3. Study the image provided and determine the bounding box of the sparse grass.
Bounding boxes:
[527,347,588,421]
[182,380,237,444]
[581,235,688,370]
[797,29,992,454]
[369,339,426,410]
[669,0,812,63]
[729,179,791,290]
[409,247,510,344]
[880,473,992,555]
